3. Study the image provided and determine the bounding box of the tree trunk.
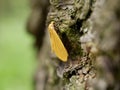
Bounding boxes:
[27,0,120,90]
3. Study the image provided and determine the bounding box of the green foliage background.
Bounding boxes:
[0,0,36,90]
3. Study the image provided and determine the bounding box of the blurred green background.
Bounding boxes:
[0,0,36,90]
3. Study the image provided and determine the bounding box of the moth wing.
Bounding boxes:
[49,28,68,62]
[48,22,68,62]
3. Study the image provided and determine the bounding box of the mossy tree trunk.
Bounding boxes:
[27,0,120,90]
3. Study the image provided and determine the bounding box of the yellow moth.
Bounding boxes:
[48,21,68,62]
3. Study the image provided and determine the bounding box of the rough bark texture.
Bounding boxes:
[27,0,120,90]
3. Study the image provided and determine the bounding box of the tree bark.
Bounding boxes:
[27,0,120,90]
